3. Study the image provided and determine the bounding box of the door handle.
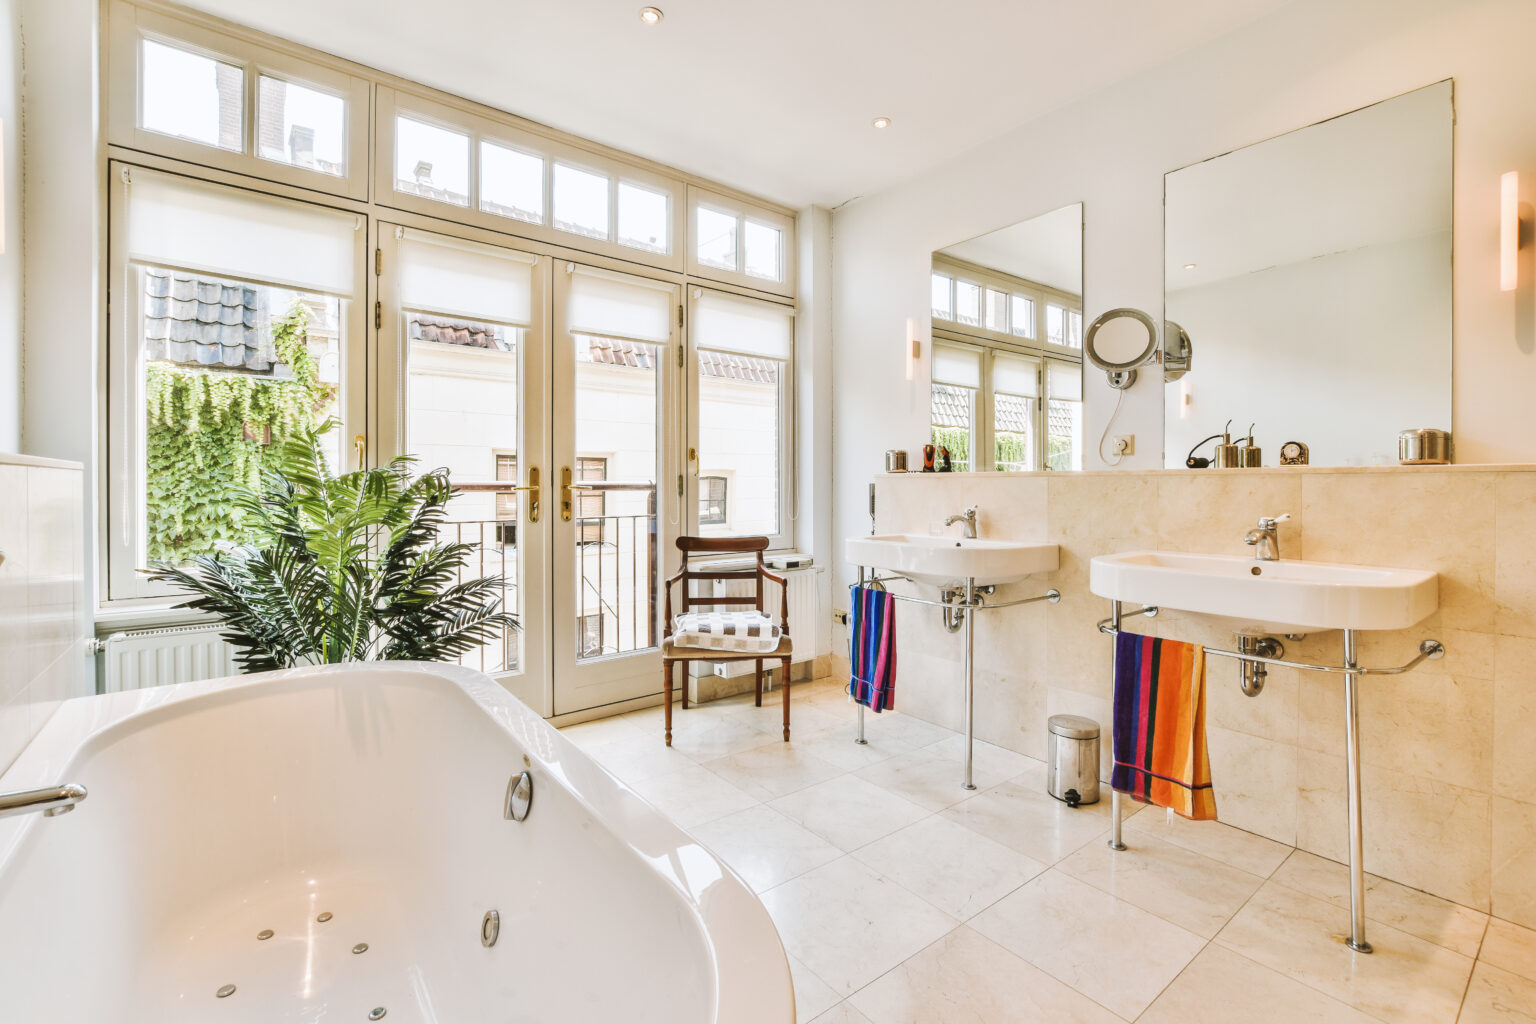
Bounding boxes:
[516,466,540,523]
[688,446,698,476]
[561,465,573,522]
[354,434,366,470]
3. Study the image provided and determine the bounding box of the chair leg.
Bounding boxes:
[681,665,689,710]
[662,660,673,746]
[754,659,764,707]
[781,657,792,741]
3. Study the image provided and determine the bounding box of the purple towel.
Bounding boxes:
[850,586,897,712]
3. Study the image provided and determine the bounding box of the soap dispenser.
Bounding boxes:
[1238,424,1262,468]
[1212,420,1241,468]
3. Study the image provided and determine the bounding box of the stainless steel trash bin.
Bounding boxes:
[1047,714,1100,808]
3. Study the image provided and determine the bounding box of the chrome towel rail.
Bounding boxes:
[854,575,1062,612]
[1095,609,1445,676]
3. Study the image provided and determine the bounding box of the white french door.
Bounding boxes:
[551,262,681,715]
[376,224,552,714]
[377,234,681,717]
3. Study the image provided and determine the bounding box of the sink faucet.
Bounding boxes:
[944,506,979,539]
[1244,513,1291,562]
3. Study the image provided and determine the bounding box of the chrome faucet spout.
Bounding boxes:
[1244,513,1290,562]
[0,783,87,819]
[944,506,979,539]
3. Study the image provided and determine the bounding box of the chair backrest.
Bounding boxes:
[665,536,788,635]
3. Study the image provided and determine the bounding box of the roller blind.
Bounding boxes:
[125,168,358,296]
[399,229,534,326]
[993,352,1040,398]
[565,264,672,342]
[932,343,981,388]
[1048,360,1083,401]
[692,289,792,359]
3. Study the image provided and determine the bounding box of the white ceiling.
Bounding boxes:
[180,0,1292,208]
[1166,80,1453,291]
[939,203,1083,296]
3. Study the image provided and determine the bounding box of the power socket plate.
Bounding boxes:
[1113,434,1135,456]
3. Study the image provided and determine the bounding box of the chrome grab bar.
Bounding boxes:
[0,783,88,819]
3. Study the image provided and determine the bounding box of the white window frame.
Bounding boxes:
[375,87,686,271]
[103,160,370,603]
[931,255,1082,359]
[685,286,793,549]
[106,1,371,201]
[686,186,796,299]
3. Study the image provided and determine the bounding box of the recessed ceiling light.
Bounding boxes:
[872,116,891,129]
[639,6,664,24]
[1183,263,1197,270]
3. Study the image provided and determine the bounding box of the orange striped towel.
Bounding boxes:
[1110,632,1217,821]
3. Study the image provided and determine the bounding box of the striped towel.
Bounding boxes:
[1110,631,1217,821]
[849,585,897,712]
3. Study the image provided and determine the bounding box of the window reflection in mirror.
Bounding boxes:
[931,203,1084,471]
[1164,80,1452,467]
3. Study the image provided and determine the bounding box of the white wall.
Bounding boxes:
[0,0,21,453]
[832,0,1536,592]
[1165,232,1452,467]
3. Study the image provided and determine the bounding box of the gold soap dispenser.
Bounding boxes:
[1213,420,1241,468]
[1238,424,1263,468]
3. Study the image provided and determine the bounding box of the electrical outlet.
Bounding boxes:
[1113,434,1135,456]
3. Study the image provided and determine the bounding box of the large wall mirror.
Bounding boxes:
[1164,81,1453,467]
[930,204,1084,471]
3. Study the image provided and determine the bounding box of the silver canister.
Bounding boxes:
[1398,429,1450,465]
[884,449,908,473]
[1046,714,1101,807]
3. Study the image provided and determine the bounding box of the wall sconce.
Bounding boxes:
[905,317,920,381]
[1502,170,1520,292]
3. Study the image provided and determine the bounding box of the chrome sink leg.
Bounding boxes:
[1108,600,1127,851]
[962,576,977,790]
[1343,628,1372,953]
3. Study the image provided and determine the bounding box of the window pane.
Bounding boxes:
[930,382,975,473]
[955,281,981,327]
[994,393,1035,472]
[1009,294,1034,337]
[257,76,346,175]
[932,274,953,321]
[140,267,342,566]
[617,182,668,253]
[395,115,470,206]
[1046,303,1065,346]
[1047,397,1083,471]
[140,38,243,152]
[553,163,610,240]
[1066,309,1083,349]
[984,288,1008,333]
[743,220,782,281]
[696,206,737,271]
[699,353,781,537]
[480,141,544,225]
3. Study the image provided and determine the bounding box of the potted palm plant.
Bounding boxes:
[149,420,518,672]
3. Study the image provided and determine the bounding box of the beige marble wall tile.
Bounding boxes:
[1207,726,1298,846]
[1493,797,1536,929]
[1494,635,1536,804]
[1302,471,1497,632]
[972,665,1048,758]
[1297,749,1492,910]
[1154,472,1303,558]
[1298,665,1493,793]
[1045,473,1158,585]
[1496,472,1536,639]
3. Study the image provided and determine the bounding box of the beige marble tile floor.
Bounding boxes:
[560,677,1536,1023]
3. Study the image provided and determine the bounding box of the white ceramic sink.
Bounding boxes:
[1089,550,1438,634]
[846,534,1060,589]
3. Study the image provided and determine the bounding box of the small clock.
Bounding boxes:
[1279,441,1309,466]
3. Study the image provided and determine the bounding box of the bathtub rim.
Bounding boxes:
[0,661,794,1024]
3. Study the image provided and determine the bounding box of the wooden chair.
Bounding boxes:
[661,536,792,746]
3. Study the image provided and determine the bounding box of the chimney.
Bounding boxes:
[414,160,434,186]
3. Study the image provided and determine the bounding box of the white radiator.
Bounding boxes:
[100,624,239,693]
[705,565,822,679]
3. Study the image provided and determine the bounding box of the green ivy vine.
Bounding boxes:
[145,300,336,563]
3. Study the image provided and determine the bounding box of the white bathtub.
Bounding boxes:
[0,662,793,1022]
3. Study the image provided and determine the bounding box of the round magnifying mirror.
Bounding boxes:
[1084,308,1158,389]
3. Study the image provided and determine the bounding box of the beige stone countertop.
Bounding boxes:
[877,462,1536,479]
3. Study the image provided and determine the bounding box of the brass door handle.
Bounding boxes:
[353,434,366,470]
[561,465,573,522]
[517,467,540,523]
